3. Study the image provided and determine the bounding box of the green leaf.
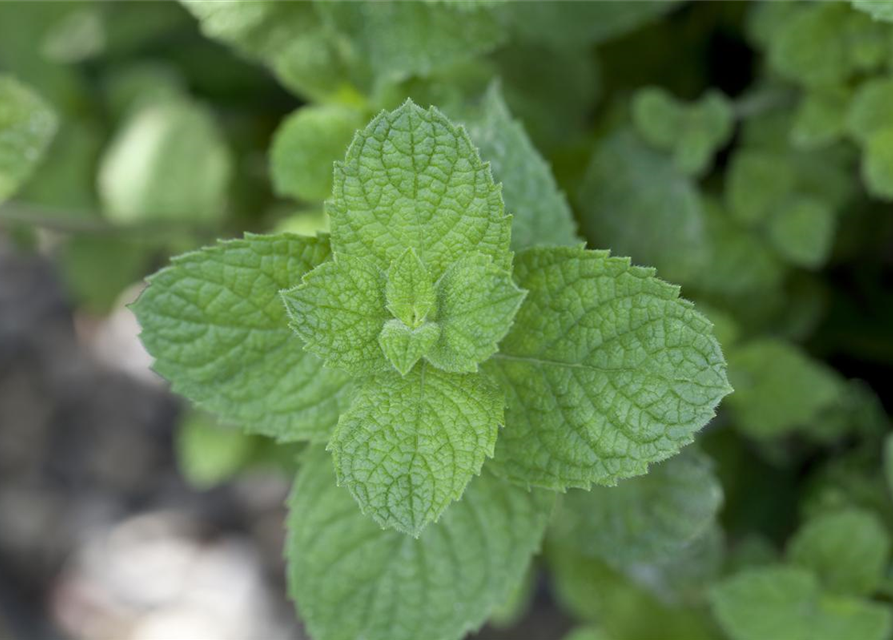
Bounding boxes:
[862,126,893,201]
[386,248,436,328]
[485,246,731,490]
[175,411,257,490]
[846,78,893,144]
[499,1,679,48]
[576,130,709,284]
[378,320,440,376]
[329,100,512,280]
[287,446,554,640]
[0,75,57,203]
[726,339,847,439]
[329,364,504,536]
[885,434,893,499]
[270,104,366,204]
[787,508,891,597]
[632,86,734,176]
[459,83,580,251]
[317,2,506,86]
[426,252,526,374]
[852,0,893,23]
[767,4,851,88]
[132,233,353,442]
[550,449,723,567]
[281,254,390,376]
[792,86,850,149]
[725,149,797,226]
[98,99,232,225]
[709,566,893,640]
[767,195,836,269]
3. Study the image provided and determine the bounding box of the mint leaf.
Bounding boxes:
[632,87,734,176]
[886,434,893,498]
[550,449,723,566]
[563,628,616,640]
[378,320,439,376]
[317,2,505,86]
[459,83,580,251]
[726,149,797,226]
[329,364,504,536]
[577,130,708,284]
[767,195,836,269]
[709,566,893,640]
[846,78,893,144]
[271,104,366,204]
[500,1,679,48]
[767,4,851,88]
[0,75,57,203]
[726,339,846,439]
[486,246,731,490]
[426,252,526,374]
[175,411,257,490]
[98,99,232,225]
[787,508,891,596]
[132,233,352,442]
[281,254,390,375]
[385,248,436,328]
[329,100,512,280]
[862,127,893,200]
[792,86,850,149]
[287,446,554,640]
[852,0,893,22]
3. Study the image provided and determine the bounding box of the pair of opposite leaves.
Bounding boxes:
[134,100,732,538]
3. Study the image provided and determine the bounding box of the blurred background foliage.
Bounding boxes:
[2,2,893,640]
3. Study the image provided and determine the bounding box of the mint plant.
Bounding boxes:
[133,98,731,638]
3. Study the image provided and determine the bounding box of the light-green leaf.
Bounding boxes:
[767,195,836,269]
[787,508,891,597]
[426,252,526,374]
[132,233,352,442]
[270,104,366,204]
[98,99,232,225]
[485,246,731,490]
[281,254,390,376]
[329,364,504,536]
[459,83,580,251]
[378,320,440,376]
[0,75,57,203]
[726,339,846,439]
[386,248,436,328]
[576,130,708,284]
[709,566,893,640]
[329,100,512,280]
[317,2,506,86]
[287,446,554,640]
[550,449,723,567]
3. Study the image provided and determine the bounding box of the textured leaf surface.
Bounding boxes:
[329,100,512,280]
[726,339,846,439]
[426,253,526,373]
[329,364,503,536]
[287,446,554,640]
[133,233,352,442]
[0,75,57,203]
[788,508,890,596]
[577,130,708,284]
[271,104,365,203]
[317,2,505,86]
[710,566,893,640]
[281,255,389,376]
[378,320,439,376]
[386,248,436,327]
[550,449,723,566]
[459,84,579,251]
[98,99,232,225]
[486,246,731,490]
